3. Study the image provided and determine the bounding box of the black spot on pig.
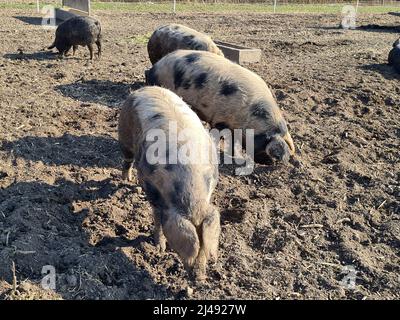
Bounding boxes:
[144,181,167,209]
[194,72,208,89]
[254,133,272,154]
[174,62,185,89]
[174,180,184,195]
[250,101,268,119]
[182,79,191,90]
[185,53,200,64]
[220,80,238,96]
[183,35,195,46]
[150,113,163,121]
[170,182,184,208]
[145,67,158,86]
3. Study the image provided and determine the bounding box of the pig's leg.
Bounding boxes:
[162,215,200,275]
[87,43,94,60]
[201,208,220,264]
[72,45,78,56]
[95,40,102,58]
[63,45,72,57]
[122,161,133,181]
[120,145,134,181]
[153,209,166,252]
[193,246,207,282]
[193,208,220,281]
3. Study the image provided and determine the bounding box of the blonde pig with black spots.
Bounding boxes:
[146,50,295,164]
[118,86,220,281]
[147,24,223,64]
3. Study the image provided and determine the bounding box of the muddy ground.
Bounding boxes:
[0,8,399,300]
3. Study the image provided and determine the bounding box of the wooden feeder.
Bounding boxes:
[55,0,90,21]
[214,41,262,65]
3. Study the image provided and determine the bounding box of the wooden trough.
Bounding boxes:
[214,40,262,64]
[55,0,90,21]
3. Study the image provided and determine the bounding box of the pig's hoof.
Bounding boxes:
[121,171,132,182]
[192,270,206,283]
[156,240,166,253]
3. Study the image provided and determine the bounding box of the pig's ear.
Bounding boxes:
[145,68,158,86]
[162,214,200,267]
[283,132,295,155]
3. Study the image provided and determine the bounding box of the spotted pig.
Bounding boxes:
[146,50,295,164]
[147,24,223,65]
[118,86,220,280]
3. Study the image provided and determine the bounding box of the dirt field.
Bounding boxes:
[0,8,399,300]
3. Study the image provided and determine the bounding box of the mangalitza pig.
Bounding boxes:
[118,86,220,280]
[146,50,295,164]
[48,16,102,60]
[388,38,400,73]
[147,24,223,64]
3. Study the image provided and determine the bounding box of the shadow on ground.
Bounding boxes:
[56,80,145,107]
[317,24,400,33]
[3,51,58,61]
[360,63,400,80]
[1,134,120,169]
[0,178,173,299]
[14,16,45,26]
[356,24,400,33]
[13,16,63,26]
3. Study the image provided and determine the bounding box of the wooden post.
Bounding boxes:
[273,0,277,13]
[173,0,176,13]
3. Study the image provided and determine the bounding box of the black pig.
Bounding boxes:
[48,16,102,60]
[388,38,400,73]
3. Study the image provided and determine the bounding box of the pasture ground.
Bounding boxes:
[0,6,399,299]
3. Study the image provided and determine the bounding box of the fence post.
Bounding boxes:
[173,0,176,13]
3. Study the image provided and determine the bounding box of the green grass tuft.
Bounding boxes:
[1,1,399,15]
[126,33,152,45]
[90,2,400,14]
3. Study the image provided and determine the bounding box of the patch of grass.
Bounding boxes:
[90,2,400,14]
[1,1,399,15]
[0,3,34,9]
[0,2,60,10]
[127,33,152,45]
